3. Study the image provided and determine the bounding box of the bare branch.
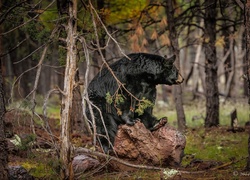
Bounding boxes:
[0,38,27,58]
[13,42,48,64]
[0,0,56,36]
[89,1,129,59]
[234,0,244,10]
[0,0,28,25]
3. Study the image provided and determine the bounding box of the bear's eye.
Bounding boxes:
[171,68,177,74]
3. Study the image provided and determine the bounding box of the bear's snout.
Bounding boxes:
[176,73,184,84]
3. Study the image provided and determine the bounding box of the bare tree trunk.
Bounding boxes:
[0,1,9,177]
[60,0,77,179]
[245,0,250,171]
[204,0,219,127]
[0,61,8,180]
[192,20,204,99]
[165,0,186,132]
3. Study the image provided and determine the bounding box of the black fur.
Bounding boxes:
[86,53,183,152]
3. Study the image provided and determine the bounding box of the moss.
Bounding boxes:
[183,127,248,169]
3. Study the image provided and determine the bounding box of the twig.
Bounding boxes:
[78,36,96,144]
[13,42,48,64]
[0,39,27,57]
[74,147,211,175]
[43,87,61,157]
[210,157,247,171]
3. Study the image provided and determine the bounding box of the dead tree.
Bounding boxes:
[59,0,77,178]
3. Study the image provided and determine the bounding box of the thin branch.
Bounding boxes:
[78,36,96,143]
[0,0,56,36]
[0,0,28,25]
[89,1,129,60]
[84,7,115,152]
[43,87,61,157]
[10,65,38,103]
[13,42,48,64]
[234,0,244,10]
[0,38,27,58]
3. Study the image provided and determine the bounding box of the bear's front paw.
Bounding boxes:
[135,118,141,122]
[125,118,140,126]
[125,119,136,126]
[150,117,168,131]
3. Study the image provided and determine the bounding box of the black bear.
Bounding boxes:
[86,53,184,152]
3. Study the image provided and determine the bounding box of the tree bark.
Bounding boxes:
[0,0,9,177]
[0,67,8,179]
[204,0,219,127]
[245,0,250,171]
[60,0,77,179]
[165,0,186,132]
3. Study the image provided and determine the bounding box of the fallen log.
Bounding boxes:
[114,121,186,167]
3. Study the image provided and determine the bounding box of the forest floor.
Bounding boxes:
[4,100,250,180]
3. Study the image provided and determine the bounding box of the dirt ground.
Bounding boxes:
[4,109,250,180]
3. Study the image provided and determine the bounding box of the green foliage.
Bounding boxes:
[105,92,113,104]
[115,94,125,105]
[106,92,125,105]
[39,10,59,31]
[106,92,153,116]
[135,97,154,116]
[58,45,67,66]
[10,134,36,151]
[103,0,149,25]
[22,19,50,43]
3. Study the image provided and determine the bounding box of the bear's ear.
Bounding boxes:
[165,55,176,65]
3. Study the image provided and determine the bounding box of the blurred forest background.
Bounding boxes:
[1,0,248,121]
[0,0,250,179]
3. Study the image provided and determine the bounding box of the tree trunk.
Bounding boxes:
[0,61,8,180]
[60,0,77,179]
[165,0,186,132]
[0,1,9,177]
[192,20,204,99]
[204,0,219,127]
[245,0,250,171]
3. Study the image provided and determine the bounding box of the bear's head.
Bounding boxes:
[147,55,184,85]
[157,55,184,85]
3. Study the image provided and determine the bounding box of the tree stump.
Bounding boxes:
[114,121,186,167]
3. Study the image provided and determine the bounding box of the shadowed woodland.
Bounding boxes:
[0,0,250,179]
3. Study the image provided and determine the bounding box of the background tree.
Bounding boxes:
[204,0,219,127]
[245,0,250,171]
[0,1,9,178]
[165,0,186,132]
[0,39,8,180]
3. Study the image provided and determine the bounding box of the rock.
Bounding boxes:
[8,166,34,180]
[114,121,186,167]
[72,155,100,176]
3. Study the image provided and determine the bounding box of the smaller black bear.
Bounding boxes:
[86,53,184,152]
